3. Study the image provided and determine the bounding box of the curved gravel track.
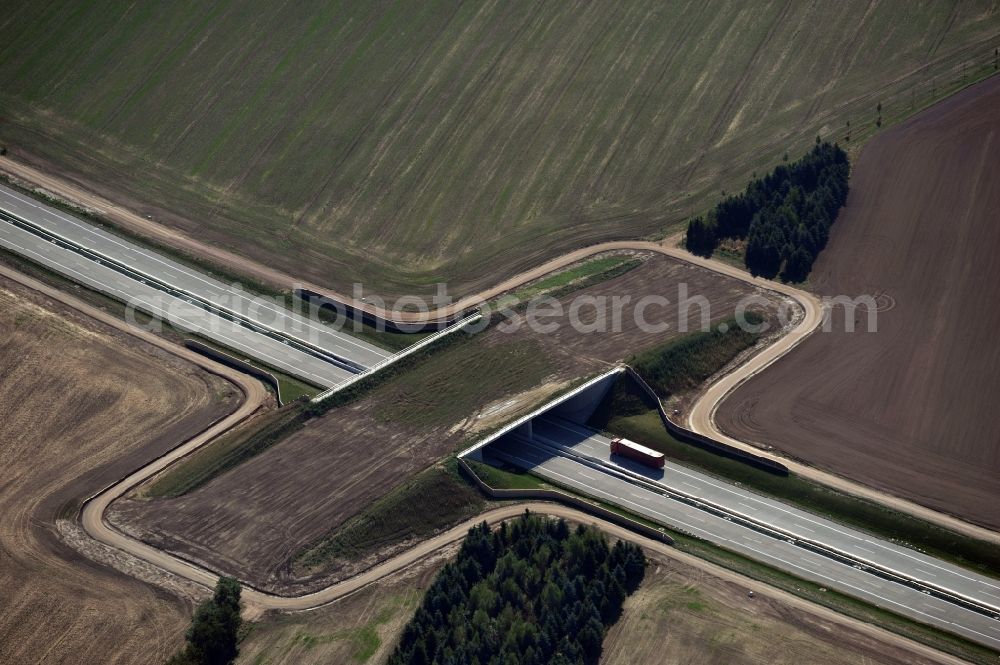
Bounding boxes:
[1,158,996,623]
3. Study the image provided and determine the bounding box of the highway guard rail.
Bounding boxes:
[0,208,366,375]
[456,457,674,545]
[523,434,1000,621]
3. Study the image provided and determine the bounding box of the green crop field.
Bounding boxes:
[0,1,997,296]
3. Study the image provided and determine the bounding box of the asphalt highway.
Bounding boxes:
[6,172,999,654]
[0,185,390,386]
[532,415,1000,609]
[488,426,1000,649]
[8,158,993,548]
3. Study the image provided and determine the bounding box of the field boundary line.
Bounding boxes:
[4,156,996,540]
[2,156,997,610]
[0,264,988,663]
[311,311,483,402]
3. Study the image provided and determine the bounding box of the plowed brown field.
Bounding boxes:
[0,277,239,665]
[112,254,784,593]
[716,76,1000,529]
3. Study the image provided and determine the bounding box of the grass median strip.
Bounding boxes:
[464,459,999,665]
[607,410,1000,579]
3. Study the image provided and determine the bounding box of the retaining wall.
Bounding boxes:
[184,339,285,403]
[457,458,674,545]
[294,287,468,333]
[623,366,789,476]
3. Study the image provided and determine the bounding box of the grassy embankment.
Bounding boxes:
[469,322,1000,662]
[590,321,1000,578]
[0,243,321,404]
[139,305,560,499]
[627,313,762,393]
[466,460,999,665]
[464,459,550,491]
[285,314,749,576]
[588,312,765,428]
[373,338,553,429]
[302,295,430,352]
[184,336,317,404]
[502,255,642,304]
[138,249,637,498]
[0,175,411,352]
[294,459,485,576]
[610,411,1000,578]
[284,258,652,573]
[144,404,308,499]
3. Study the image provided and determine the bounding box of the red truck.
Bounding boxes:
[609,437,665,470]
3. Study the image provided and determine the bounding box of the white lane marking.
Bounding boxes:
[0,230,346,386]
[0,189,392,360]
[537,415,1000,604]
[499,448,1000,646]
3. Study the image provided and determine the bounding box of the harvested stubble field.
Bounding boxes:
[234,542,446,665]
[602,551,951,665]
[716,76,1000,530]
[0,278,240,664]
[111,254,784,593]
[233,539,947,665]
[1,1,997,296]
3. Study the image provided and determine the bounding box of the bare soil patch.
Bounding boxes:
[716,76,1000,529]
[602,551,951,665]
[234,537,950,665]
[113,255,784,593]
[235,544,452,665]
[0,277,239,664]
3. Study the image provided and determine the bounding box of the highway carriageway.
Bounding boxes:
[0,208,364,387]
[486,418,1000,649]
[0,185,391,384]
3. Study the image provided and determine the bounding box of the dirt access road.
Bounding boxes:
[715,74,1000,531]
[234,536,963,665]
[7,154,997,544]
[0,268,968,664]
[1,156,774,324]
[0,266,251,665]
[96,491,991,665]
[110,254,783,594]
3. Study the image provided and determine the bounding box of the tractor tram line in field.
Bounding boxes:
[2,171,999,656]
